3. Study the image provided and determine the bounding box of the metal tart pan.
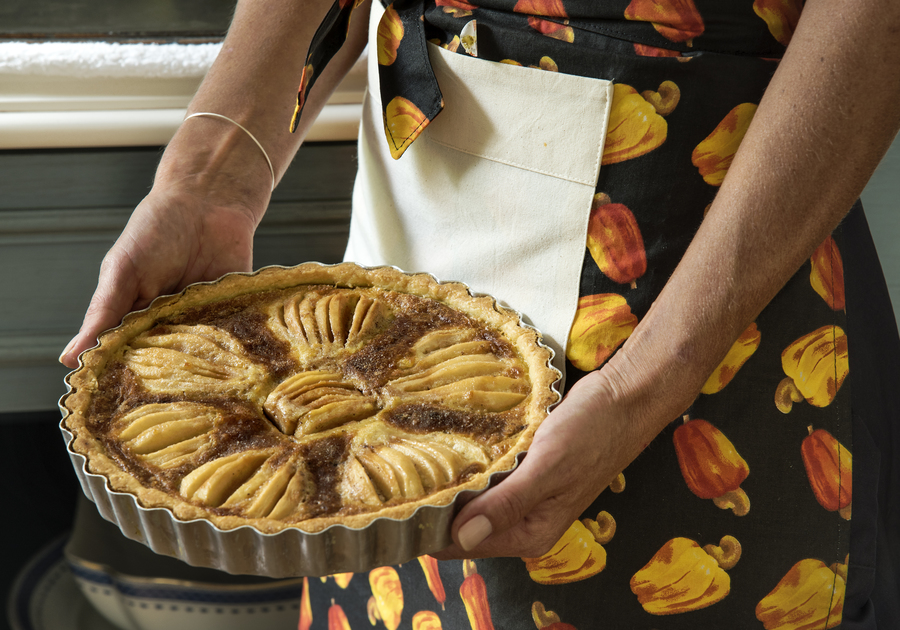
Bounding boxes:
[59,263,561,578]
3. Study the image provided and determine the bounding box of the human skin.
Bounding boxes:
[60,0,900,561]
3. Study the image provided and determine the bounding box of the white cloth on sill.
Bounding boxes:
[0,41,221,78]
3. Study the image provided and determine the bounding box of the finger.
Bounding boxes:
[59,254,141,368]
[451,443,565,555]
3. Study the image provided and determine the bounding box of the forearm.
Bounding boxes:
[155,0,370,219]
[597,0,900,434]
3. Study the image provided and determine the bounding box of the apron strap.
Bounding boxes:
[291,0,444,160]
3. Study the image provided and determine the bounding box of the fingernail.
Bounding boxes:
[58,337,77,365]
[458,515,492,551]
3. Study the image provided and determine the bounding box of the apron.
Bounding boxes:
[345,0,614,376]
[291,0,900,627]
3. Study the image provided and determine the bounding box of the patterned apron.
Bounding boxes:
[290,0,900,627]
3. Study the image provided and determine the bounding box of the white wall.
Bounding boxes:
[860,134,900,332]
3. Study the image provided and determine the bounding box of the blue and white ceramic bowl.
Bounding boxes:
[63,497,306,630]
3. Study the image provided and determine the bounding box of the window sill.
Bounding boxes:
[0,42,366,149]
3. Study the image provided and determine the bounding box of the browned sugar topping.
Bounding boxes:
[162,290,297,378]
[384,403,522,444]
[300,433,351,517]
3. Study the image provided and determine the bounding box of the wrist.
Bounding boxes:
[155,114,275,224]
[595,326,713,437]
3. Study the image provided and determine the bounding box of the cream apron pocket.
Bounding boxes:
[346,2,613,376]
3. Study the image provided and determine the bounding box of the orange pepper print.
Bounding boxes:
[460,560,495,630]
[624,0,705,46]
[515,0,574,41]
[633,43,682,57]
[586,193,647,288]
[328,600,351,630]
[802,427,852,519]
[513,0,567,17]
[809,236,845,310]
[417,555,447,610]
[436,0,477,17]
[299,577,313,630]
[673,418,751,515]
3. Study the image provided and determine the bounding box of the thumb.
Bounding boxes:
[452,447,557,553]
[59,256,141,368]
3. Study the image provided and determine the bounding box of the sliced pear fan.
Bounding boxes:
[354,434,491,502]
[116,402,220,469]
[124,325,269,398]
[179,450,311,520]
[264,370,379,436]
[389,329,528,411]
[273,291,390,356]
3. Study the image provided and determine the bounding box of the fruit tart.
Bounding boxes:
[61,263,559,575]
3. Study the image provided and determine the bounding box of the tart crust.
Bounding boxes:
[63,263,559,534]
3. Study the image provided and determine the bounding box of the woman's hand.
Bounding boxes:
[58,181,263,369]
[58,0,370,369]
[432,367,671,560]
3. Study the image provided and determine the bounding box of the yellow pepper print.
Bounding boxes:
[753,0,803,47]
[631,536,740,615]
[383,97,429,160]
[641,80,681,116]
[290,62,315,132]
[566,293,638,371]
[412,610,443,630]
[377,5,404,66]
[602,84,670,165]
[701,322,761,394]
[498,57,558,71]
[522,512,615,584]
[369,566,404,630]
[756,557,847,629]
[532,602,578,629]
[692,103,757,186]
[775,325,849,413]
[624,0,705,46]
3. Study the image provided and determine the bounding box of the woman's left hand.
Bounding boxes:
[432,367,664,560]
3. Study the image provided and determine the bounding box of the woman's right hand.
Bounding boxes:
[58,180,263,369]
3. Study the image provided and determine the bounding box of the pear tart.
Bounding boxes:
[63,263,560,538]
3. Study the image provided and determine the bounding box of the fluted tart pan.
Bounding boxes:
[60,262,560,577]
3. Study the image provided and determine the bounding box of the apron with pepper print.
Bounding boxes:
[290,0,900,627]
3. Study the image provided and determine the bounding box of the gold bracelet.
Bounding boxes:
[183,112,276,191]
